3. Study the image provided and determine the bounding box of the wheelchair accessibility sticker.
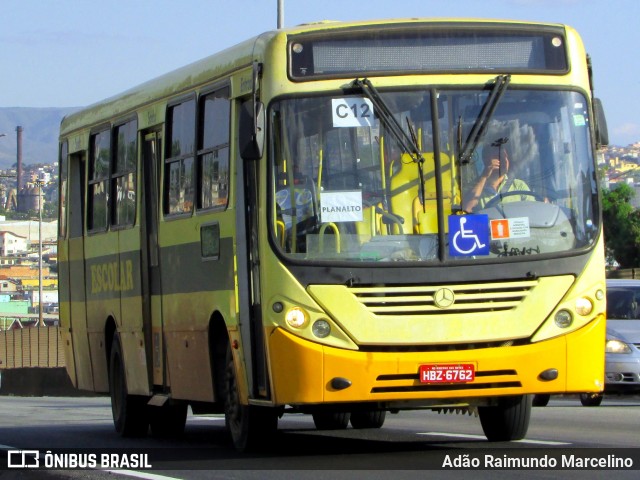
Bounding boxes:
[448,215,490,256]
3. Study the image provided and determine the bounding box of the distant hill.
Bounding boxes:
[0,107,80,169]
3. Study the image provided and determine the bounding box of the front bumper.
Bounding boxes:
[268,314,605,407]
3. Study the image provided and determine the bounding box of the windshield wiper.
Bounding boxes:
[353,78,427,214]
[459,74,511,164]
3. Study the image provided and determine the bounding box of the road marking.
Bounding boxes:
[417,432,571,445]
[513,438,571,445]
[105,470,184,480]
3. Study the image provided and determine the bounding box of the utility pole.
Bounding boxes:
[35,179,45,327]
[277,0,284,29]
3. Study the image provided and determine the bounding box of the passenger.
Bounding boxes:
[463,143,532,212]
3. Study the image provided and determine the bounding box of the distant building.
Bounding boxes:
[0,231,28,256]
[0,278,19,293]
[0,256,19,266]
[0,299,29,315]
[0,264,50,278]
[29,169,51,185]
[28,290,58,311]
[0,220,58,243]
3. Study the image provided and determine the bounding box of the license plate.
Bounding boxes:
[419,364,475,383]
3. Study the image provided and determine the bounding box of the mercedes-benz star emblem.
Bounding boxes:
[433,288,455,309]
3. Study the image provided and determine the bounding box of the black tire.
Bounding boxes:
[149,403,188,438]
[532,394,551,407]
[580,392,604,407]
[312,411,351,430]
[223,347,278,451]
[479,395,532,441]
[109,333,149,437]
[350,410,386,429]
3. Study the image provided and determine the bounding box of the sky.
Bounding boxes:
[1,0,639,146]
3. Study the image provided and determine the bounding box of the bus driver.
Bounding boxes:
[463,141,532,212]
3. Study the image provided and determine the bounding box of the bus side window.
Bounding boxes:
[197,87,230,210]
[58,141,68,238]
[165,98,196,216]
[88,129,110,232]
[112,119,137,227]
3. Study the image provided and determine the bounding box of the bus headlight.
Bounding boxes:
[554,309,573,328]
[285,307,308,328]
[575,297,593,316]
[312,319,331,338]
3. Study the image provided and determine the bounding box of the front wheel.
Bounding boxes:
[312,412,351,430]
[580,392,604,407]
[223,347,278,451]
[478,395,532,441]
[350,410,386,429]
[109,333,149,437]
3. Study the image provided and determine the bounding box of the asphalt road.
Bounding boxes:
[0,395,638,479]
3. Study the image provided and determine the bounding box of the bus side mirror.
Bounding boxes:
[239,100,265,160]
[594,98,609,147]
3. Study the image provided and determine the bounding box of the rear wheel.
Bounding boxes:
[149,403,188,438]
[350,410,386,429]
[532,394,551,407]
[109,333,149,437]
[478,395,531,441]
[223,347,278,451]
[580,392,604,407]
[312,412,351,430]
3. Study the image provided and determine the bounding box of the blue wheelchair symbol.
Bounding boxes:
[448,215,490,256]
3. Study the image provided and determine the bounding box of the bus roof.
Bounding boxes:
[60,18,571,136]
[59,33,266,136]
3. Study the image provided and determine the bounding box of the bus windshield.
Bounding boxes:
[270,87,598,262]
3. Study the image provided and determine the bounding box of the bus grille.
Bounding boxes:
[349,280,538,316]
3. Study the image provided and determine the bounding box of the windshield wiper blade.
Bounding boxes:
[353,78,422,160]
[353,78,427,212]
[405,117,427,214]
[459,74,511,164]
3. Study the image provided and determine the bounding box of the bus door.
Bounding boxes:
[236,100,269,399]
[141,131,165,388]
[66,152,94,390]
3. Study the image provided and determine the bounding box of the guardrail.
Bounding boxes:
[0,326,65,369]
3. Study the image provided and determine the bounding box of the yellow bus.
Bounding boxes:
[58,18,609,450]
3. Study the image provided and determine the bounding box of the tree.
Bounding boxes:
[602,183,640,267]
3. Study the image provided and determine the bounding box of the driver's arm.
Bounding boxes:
[463,174,491,212]
[463,159,500,212]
